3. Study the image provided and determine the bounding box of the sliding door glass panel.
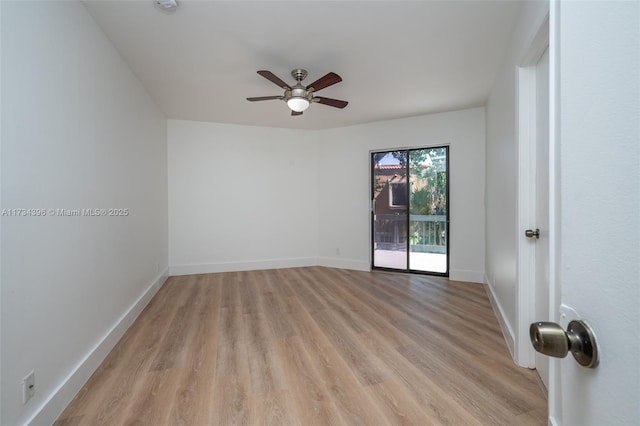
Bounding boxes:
[372,151,408,270]
[408,147,448,273]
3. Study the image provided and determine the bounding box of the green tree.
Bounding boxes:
[409,148,446,215]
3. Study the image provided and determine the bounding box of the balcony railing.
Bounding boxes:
[374,214,447,253]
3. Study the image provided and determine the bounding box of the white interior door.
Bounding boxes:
[546,1,640,424]
[533,47,550,390]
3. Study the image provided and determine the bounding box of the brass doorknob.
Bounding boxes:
[530,320,599,368]
[525,228,540,239]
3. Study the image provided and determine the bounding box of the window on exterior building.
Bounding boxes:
[389,182,407,207]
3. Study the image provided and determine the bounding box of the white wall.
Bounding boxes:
[169,108,485,283]
[485,1,549,346]
[168,120,319,275]
[317,108,486,282]
[1,2,168,425]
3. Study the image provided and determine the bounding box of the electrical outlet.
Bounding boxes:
[22,371,35,404]
[336,248,341,255]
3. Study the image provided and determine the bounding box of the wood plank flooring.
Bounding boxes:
[56,267,546,425]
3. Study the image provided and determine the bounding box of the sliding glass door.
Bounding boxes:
[371,147,449,275]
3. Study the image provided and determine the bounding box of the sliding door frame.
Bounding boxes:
[370,145,450,277]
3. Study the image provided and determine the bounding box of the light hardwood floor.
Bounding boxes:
[56,267,547,425]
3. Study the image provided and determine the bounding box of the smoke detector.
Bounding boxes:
[154,0,178,13]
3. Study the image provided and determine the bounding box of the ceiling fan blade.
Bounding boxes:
[314,97,348,109]
[307,72,342,92]
[257,70,291,89]
[291,110,303,116]
[246,96,283,101]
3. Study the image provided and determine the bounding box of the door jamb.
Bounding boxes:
[548,2,561,423]
[515,14,550,369]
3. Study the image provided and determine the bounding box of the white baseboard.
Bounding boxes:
[449,269,485,283]
[28,268,169,426]
[170,258,481,279]
[483,273,516,359]
[316,257,370,272]
[169,257,318,276]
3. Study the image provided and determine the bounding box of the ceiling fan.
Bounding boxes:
[247,69,348,116]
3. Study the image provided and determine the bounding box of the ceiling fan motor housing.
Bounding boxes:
[287,69,312,103]
[287,85,311,100]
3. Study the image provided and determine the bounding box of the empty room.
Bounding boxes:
[1,1,638,425]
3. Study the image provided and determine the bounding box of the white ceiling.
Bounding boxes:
[84,1,521,130]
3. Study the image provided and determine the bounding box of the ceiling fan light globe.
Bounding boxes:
[287,97,310,112]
